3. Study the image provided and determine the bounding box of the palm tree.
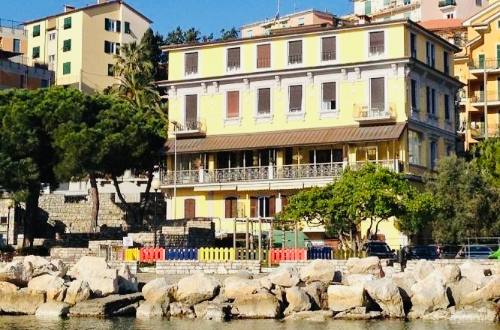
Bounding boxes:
[113,42,153,77]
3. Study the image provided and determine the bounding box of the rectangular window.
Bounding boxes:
[444,94,450,120]
[322,82,336,111]
[185,94,198,126]
[63,62,71,75]
[63,17,72,29]
[225,197,238,218]
[107,64,114,77]
[104,18,120,32]
[104,41,120,54]
[426,86,431,113]
[321,36,336,61]
[48,32,56,41]
[411,79,418,111]
[32,46,40,59]
[227,47,240,71]
[0,216,7,225]
[257,44,271,68]
[185,52,198,75]
[33,25,40,37]
[124,21,131,34]
[369,31,384,56]
[105,18,111,31]
[257,88,271,115]
[478,54,485,69]
[410,33,417,58]
[226,91,239,118]
[49,54,55,63]
[288,85,303,112]
[430,141,437,170]
[409,130,422,165]
[431,88,436,115]
[116,20,121,33]
[184,199,196,219]
[426,42,435,67]
[444,51,449,74]
[370,77,385,111]
[63,39,71,52]
[288,40,302,64]
[13,39,20,53]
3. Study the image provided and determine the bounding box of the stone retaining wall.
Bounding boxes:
[405,259,498,271]
[50,247,93,265]
[156,260,261,275]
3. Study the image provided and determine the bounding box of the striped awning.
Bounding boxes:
[165,123,406,154]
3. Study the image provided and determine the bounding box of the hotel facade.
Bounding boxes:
[158,19,461,247]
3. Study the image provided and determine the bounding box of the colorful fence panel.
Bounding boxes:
[270,248,307,264]
[140,248,165,262]
[166,248,198,260]
[235,248,269,261]
[198,247,235,262]
[124,248,140,261]
[308,247,333,260]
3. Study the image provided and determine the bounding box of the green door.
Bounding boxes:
[478,54,485,69]
[366,1,372,15]
[497,44,500,68]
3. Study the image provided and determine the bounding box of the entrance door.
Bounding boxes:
[184,198,196,219]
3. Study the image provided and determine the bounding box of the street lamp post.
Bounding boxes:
[171,121,179,220]
[151,178,161,248]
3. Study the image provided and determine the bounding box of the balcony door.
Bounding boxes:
[370,77,385,113]
[250,196,275,218]
[185,94,197,129]
[184,198,196,219]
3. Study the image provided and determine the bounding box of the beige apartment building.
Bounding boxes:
[24,0,151,93]
[0,19,26,55]
[351,0,490,22]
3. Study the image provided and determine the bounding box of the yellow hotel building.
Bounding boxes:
[455,1,500,150]
[24,0,151,93]
[157,19,462,247]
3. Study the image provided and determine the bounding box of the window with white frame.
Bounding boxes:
[226,91,240,119]
[369,31,384,56]
[288,40,302,64]
[409,130,422,165]
[257,88,271,115]
[185,52,198,75]
[227,47,240,71]
[322,82,337,111]
[321,36,336,61]
[288,85,303,112]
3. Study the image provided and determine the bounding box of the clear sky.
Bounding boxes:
[1,0,353,36]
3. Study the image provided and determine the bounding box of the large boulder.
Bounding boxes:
[346,257,384,278]
[69,292,143,317]
[67,256,118,297]
[223,276,260,300]
[448,278,479,307]
[136,301,164,319]
[117,264,138,293]
[391,272,416,295]
[437,265,461,285]
[459,261,488,286]
[175,273,220,305]
[0,281,18,294]
[168,302,195,319]
[268,266,300,287]
[364,278,404,317]
[299,259,336,284]
[23,256,63,278]
[35,302,70,318]
[232,291,281,319]
[412,260,435,281]
[64,279,91,305]
[450,304,498,322]
[28,274,65,294]
[304,281,328,310]
[343,274,375,286]
[409,272,449,317]
[327,285,365,312]
[193,300,230,321]
[0,260,34,286]
[284,287,311,315]
[142,277,176,304]
[0,289,45,315]
[284,310,333,322]
[461,275,500,306]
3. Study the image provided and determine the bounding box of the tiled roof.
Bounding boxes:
[166,123,406,154]
[419,19,464,31]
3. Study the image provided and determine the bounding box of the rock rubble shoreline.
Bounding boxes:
[0,256,498,322]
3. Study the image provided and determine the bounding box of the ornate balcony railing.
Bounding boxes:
[353,103,396,122]
[469,58,500,71]
[438,0,456,7]
[173,120,206,138]
[162,160,400,186]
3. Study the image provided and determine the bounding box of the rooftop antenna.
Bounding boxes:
[275,0,280,20]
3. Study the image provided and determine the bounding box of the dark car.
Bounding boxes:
[407,245,439,260]
[437,245,461,259]
[363,241,396,260]
[455,245,493,259]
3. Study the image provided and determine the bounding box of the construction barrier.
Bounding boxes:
[270,248,307,264]
[166,248,198,260]
[198,247,235,262]
[124,248,140,261]
[235,248,269,261]
[140,247,165,262]
[308,247,333,260]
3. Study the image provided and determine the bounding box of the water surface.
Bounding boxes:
[0,317,499,330]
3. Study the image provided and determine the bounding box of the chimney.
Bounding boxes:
[64,5,76,12]
[96,0,109,4]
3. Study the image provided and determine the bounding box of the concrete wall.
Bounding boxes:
[156,260,261,275]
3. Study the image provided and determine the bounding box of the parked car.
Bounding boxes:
[437,245,461,259]
[455,245,493,259]
[406,245,439,260]
[362,241,396,260]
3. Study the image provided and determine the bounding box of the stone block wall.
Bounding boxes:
[156,260,261,275]
[49,247,93,265]
[39,193,127,233]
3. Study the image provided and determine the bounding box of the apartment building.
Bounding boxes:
[0,19,26,55]
[157,20,461,247]
[24,0,151,93]
[455,1,500,150]
[351,0,490,22]
[241,9,336,38]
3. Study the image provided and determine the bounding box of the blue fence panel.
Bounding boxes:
[166,248,198,260]
[308,247,333,260]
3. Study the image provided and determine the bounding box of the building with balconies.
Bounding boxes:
[455,1,500,150]
[156,19,461,247]
[24,0,151,93]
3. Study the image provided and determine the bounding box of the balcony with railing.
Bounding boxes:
[469,123,499,140]
[368,0,420,17]
[438,0,456,7]
[470,91,500,106]
[353,103,396,123]
[469,58,500,73]
[161,160,400,187]
[172,119,206,138]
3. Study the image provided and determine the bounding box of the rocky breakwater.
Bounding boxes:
[0,255,139,318]
[138,257,500,322]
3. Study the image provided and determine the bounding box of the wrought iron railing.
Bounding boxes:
[174,120,205,133]
[288,54,303,64]
[438,0,456,7]
[469,58,500,70]
[353,103,396,121]
[471,91,500,103]
[162,160,399,185]
[369,46,385,56]
[322,51,336,61]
